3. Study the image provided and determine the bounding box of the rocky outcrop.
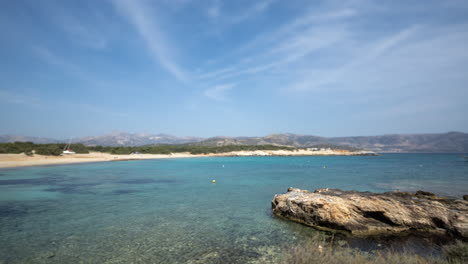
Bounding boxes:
[272,188,468,238]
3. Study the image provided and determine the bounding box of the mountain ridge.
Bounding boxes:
[0,132,467,153]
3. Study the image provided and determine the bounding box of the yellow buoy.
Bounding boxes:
[212,180,216,183]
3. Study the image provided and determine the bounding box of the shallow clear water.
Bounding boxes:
[0,154,467,263]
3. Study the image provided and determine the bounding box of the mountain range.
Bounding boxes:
[1,132,467,153]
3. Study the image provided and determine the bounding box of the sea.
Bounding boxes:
[0,154,467,263]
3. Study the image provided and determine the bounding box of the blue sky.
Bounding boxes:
[1,0,468,139]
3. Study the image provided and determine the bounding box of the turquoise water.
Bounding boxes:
[0,154,467,263]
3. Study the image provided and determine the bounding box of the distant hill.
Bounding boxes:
[0,135,60,144]
[327,132,468,153]
[76,132,203,146]
[193,132,468,153]
[190,134,327,147]
[0,132,203,147]
[0,132,467,153]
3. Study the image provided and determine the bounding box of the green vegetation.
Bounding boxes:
[0,142,89,156]
[442,241,468,263]
[34,144,63,156]
[307,144,362,151]
[282,235,468,264]
[88,144,294,155]
[0,142,294,156]
[0,141,34,154]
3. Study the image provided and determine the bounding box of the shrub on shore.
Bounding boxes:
[93,144,294,155]
[0,142,89,156]
[442,241,468,263]
[283,235,467,264]
[0,142,293,156]
[34,145,63,156]
[0,141,34,154]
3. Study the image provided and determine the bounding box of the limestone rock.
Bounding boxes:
[272,188,468,238]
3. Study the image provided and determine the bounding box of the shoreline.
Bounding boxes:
[0,150,375,169]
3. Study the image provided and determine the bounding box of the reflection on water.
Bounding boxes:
[0,154,467,263]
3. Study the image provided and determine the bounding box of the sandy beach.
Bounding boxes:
[0,152,200,169]
[0,149,375,169]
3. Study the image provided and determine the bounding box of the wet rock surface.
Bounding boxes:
[272,188,468,239]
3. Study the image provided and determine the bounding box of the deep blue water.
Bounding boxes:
[0,154,467,263]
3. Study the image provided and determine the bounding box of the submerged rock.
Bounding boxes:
[272,188,468,238]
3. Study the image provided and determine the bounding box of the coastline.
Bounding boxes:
[0,149,375,169]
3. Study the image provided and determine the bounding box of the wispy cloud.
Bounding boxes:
[204,83,235,101]
[203,6,357,67]
[198,0,468,117]
[0,90,42,108]
[196,3,358,82]
[289,23,468,95]
[111,0,187,82]
[228,0,275,24]
[268,8,357,38]
[55,9,107,50]
[34,1,109,50]
[312,8,357,20]
[33,46,93,81]
[32,46,127,92]
[206,0,275,24]
[160,0,192,9]
[290,25,420,91]
[207,0,221,18]
[3,0,467,136]
[198,25,348,82]
[0,89,128,118]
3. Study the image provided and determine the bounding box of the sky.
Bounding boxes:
[1,0,468,139]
